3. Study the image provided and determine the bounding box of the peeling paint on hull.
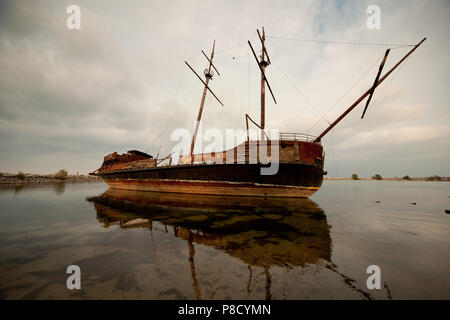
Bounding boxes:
[104,178,320,198]
[99,163,324,198]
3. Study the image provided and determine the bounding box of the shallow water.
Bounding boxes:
[0,181,449,299]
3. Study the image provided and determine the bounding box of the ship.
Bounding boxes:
[90,27,426,198]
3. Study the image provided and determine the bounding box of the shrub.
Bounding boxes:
[372,174,383,180]
[351,173,359,180]
[427,175,442,181]
[16,171,26,180]
[55,169,68,180]
[402,175,411,180]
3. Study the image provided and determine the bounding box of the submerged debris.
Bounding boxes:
[121,218,150,228]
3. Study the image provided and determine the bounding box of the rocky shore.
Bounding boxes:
[1,172,447,185]
[0,172,102,185]
[324,177,449,181]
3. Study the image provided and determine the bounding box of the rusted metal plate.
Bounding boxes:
[95,139,325,197]
[179,140,323,165]
[104,178,320,198]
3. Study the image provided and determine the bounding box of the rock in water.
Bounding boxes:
[122,218,150,228]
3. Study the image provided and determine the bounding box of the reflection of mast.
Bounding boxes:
[246,264,272,300]
[247,265,253,294]
[88,190,331,299]
[326,263,375,300]
[188,233,202,300]
[264,265,272,300]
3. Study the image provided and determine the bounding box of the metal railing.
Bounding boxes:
[278,132,318,142]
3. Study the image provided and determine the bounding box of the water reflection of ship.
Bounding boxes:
[87,189,330,299]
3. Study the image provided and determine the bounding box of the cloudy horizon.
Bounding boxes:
[0,0,449,177]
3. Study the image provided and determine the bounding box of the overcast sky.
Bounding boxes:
[0,0,448,177]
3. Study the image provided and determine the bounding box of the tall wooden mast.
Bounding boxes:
[185,40,223,156]
[260,28,267,140]
[314,37,426,143]
[248,27,277,141]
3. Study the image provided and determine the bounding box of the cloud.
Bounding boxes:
[0,0,449,176]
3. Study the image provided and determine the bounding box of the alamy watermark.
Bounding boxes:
[66,5,81,30]
[366,265,381,289]
[366,5,381,30]
[66,265,81,290]
[170,123,280,175]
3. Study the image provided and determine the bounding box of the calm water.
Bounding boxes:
[0,181,449,300]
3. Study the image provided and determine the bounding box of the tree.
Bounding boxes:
[55,169,68,180]
[351,173,359,180]
[427,175,442,181]
[402,175,411,180]
[372,174,382,180]
[16,171,26,180]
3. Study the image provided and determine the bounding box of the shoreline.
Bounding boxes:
[0,172,102,185]
[324,177,449,181]
[1,172,448,185]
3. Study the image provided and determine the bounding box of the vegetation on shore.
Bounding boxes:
[15,171,26,180]
[54,169,68,180]
[2,171,448,184]
[326,174,448,181]
[427,175,443,181]
[0,170,102,185]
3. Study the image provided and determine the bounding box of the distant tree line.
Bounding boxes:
[349,173,444,181]
[427,175,442,181]
[14,169,68,181]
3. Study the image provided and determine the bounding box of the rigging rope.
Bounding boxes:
[247,48,250,115]
[267,36,415,47]
[306,53,385,134]
[149,33,414,155]
[331,54,411,143]
[370,54,410,113]
[148,70,198,154]
[272,60,331,125]
[215,31,257,55]
[215,41,248,55]
[264,37,411,135]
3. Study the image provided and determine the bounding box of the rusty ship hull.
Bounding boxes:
[94,140,325,198]
[98,162,323,198]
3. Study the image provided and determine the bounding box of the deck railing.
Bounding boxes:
[279,132,318,142]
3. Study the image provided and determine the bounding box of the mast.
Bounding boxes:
[361,48,390,119]
[314,37,426,143]
[185,41,223,156]
[190,40,214,156]
[248,27,277,141]
[260,28,267,140]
